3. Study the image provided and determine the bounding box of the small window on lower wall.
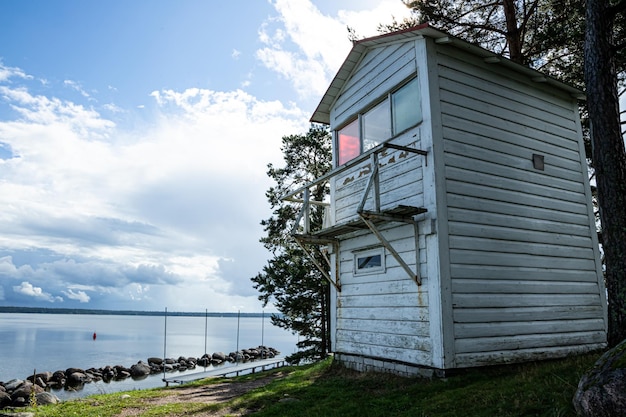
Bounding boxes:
[354,247,385,275]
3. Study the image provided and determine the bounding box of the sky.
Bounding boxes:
[0,0,413,313]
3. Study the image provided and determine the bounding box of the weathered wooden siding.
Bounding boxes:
[435,46,606,367]
[329,40,432,366]
[334,223,431,365]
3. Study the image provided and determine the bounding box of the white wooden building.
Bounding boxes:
[285,24,607,375]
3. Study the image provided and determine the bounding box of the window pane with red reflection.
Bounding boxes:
[337,119,360,166]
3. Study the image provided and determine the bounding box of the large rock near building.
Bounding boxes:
[573,339,626,416]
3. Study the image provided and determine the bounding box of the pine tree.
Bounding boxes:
[251,125,332,363]
[584,0,626,347]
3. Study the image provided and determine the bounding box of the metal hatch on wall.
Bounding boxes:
[282,142,428,291]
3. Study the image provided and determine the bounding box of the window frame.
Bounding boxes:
[353,247,386,276]
[334,75,421,167]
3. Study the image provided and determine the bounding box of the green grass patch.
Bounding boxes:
[21,352,600,417]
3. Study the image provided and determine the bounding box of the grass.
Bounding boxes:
[20,351,600,417]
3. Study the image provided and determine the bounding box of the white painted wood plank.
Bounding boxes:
[439,77,577,131]
[449,249,596,270]
[451,279,601,294]
[452,293,601,308]
[450,264,602,283]
[437,64,576,122]
[454,330,606,353]
[440,104,580,152]
[454,318,605,338]
[453,305,606,323]
[440,91,578,144]
[339,276,422,295]
[444,138,584,184]
[339,292,428,308]
[336,330,432,351]
[449,235,595,259]
[337,306,428,321]
[335,341,432,366]
[445,180,588,215]
[445,165,587,205]
[446,197,592,229]
[454,343,606,367]
[444,152,584,194]
[442,123,582,169]
[436,47,577,117]
[337,317,430,336]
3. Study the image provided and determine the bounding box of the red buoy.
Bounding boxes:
[93,332,97,340]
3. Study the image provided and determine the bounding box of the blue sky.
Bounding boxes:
[0,0,412,312]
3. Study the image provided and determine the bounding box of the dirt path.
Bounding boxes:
[116,373,286,417]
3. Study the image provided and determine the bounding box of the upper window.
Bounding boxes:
[336,76,421,166]
[362,99,391,153]
[337,119,360,166]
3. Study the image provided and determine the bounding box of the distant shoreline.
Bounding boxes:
[0,306,272,318]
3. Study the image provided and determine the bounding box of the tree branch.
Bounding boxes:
[609,0,626,17]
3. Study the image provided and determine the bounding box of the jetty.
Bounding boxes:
[162,356,287,387]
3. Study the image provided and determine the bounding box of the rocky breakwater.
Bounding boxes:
[0,345,280,409]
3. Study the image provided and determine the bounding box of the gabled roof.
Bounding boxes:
[310,23,584,125]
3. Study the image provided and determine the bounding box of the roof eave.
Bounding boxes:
[310,24,585,124]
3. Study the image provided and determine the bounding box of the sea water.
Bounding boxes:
[0,313,299,400]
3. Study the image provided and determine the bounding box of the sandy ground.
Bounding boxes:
[116,373,286,417]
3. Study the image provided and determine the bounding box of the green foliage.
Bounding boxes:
[251,125,333,364]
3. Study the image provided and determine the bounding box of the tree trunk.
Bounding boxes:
[584,0,626,347]
[502,0,523,63]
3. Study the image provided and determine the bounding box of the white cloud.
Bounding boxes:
[0,75,307,311]
[64,79,91,98]
[0,61,33,83]
[257,0,413,99]
[63,288,90,303]
[103,103,124,113]
[13,281,60,302]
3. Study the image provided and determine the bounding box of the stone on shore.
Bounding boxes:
[130,361,151,377]
[573,339,626,416]
[148,357,163,366]
[0,391,11,408]
[36,391,59,405]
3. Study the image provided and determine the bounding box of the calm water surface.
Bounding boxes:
[0,313,299,400]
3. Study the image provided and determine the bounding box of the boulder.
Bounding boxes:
[11,382,42,400]
[4,379,23,392]
[573,339,626,416]
[11,396,27,407]
[35,391,59,405]
[0,391,11,408]
[117,370,131,379]
[50,370,66,383]
[27,371,52,384]
[130,362,151,377]
[34,376,47,388]
[212,352,227,362]
[66,371,88,386]
[148,357,163,366]
[65,367,85,376]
